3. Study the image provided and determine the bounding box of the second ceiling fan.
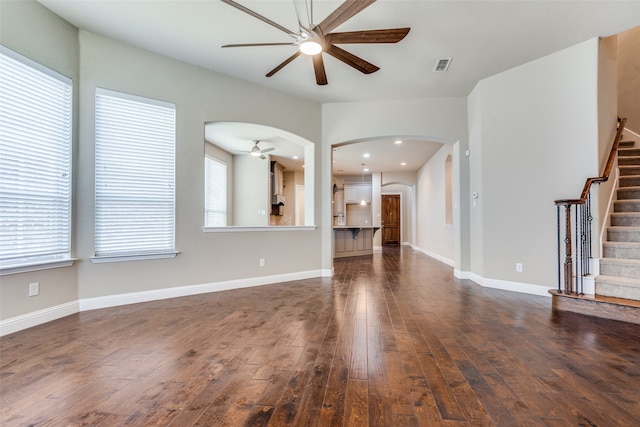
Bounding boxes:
[221,0,410,85]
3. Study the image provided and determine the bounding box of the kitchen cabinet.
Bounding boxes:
[344,184,372,204]
[333,226,378,258]
[333,189,344,215]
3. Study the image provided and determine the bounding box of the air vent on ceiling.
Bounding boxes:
[433,57,452,72]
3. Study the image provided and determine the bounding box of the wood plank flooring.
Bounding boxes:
[2,246,640,426]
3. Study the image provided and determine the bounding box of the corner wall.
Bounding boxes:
[467,38,601,294]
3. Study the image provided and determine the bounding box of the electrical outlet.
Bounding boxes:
[515,263,523,273]
[259,258,265,267]
[29,282,39,296]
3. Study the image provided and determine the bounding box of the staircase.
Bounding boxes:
[551,122,640,325]
[597,139,640,300]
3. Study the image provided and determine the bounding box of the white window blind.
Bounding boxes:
[204,156,227,227]
[0,47,72,270]
[95,88,175,258]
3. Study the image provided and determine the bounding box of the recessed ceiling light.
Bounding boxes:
[364,168,369,172]
[363,153,370,158]
[292,156,299,160]
[401,162,407,166]
[394,140,402,144]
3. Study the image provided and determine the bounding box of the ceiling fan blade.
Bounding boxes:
[325,45,379,74]
[315,0,376,35]
[260,147,276,153]
[220,0,298,37]
[293,0,312,31]
[312,54,328,85]
[222,42,295,48]
[326,28,410,44]
[266,51,302,77]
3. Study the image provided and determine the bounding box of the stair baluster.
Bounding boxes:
[555,118,627,295]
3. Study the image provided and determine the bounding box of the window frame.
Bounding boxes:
[204,155,228,227]
[92,88,177,263]
[0,46,75,275]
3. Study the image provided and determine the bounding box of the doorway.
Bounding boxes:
[381,194,400,245]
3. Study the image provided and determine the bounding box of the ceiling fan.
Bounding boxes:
[220,0,410,85]
[242,140,275,159]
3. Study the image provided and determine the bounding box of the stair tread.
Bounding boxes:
[608,225,640,230]
[618,186,640,191]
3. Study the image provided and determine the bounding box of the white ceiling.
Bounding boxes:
[38,0,640,175]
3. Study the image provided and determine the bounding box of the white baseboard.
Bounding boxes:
[415,246,454,267]
[1,270,324,336]
[0,300,79,336]
[454,270,552,297]
[79,269,325,312]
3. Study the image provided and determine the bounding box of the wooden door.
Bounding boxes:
[381,195,400,245]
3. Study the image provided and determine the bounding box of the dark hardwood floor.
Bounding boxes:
[2,247,640,426]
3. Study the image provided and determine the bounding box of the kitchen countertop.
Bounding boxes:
[333,225,380,229]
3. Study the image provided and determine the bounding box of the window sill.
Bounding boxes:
[203,226,317,233]
[91,252,179,263]
[0,258,77,276]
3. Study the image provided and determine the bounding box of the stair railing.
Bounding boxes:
[554,118,627,295]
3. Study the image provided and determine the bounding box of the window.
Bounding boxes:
[94,88,176,260]
[0,47,72,271]
[204,156,227,226]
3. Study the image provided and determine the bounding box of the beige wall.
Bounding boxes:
[618,26,640,132]
[1,1,322,325]
[416,144,455,263]
[0,1,80,320]
[467,38,600,292]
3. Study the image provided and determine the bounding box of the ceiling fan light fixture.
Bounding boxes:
[299,40,322,56]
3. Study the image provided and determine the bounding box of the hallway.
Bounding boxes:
[1,247,639,426]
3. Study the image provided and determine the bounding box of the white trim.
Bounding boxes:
[599,167,619,252]
[582,275,595,295]
[91,252,178,263]
[0,259,76,276]
[454,269,471,279]
[0,301,79,336]
[204,226,317,233]
[453,269,551,297]
[415,246,454,267]
[469,274,551,297]
[79,270,324,312]
[373,245,383,251]
[1,269,325,336]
